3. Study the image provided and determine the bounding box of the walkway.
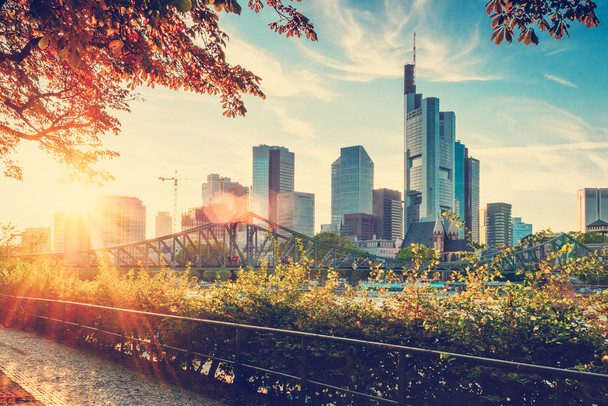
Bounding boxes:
[0,326,226,406]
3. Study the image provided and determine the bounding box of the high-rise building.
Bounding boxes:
[252,145,294,222]
[372,189,403,240]
[53,212,91,252]
[155,211,172,237]
[331,145,374,227]
[577,188,608,232]
[341,213,374,241]
[512,217,533,246]
[21,227,52,254]
[277,192,315,236]
[483,203,512,247]
[404,62,455,235]
[454,141,480,242]
[92,196,146,248]
[465,156,480,242]
[201,173,249,216]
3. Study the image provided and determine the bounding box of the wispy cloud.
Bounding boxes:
[225,38,337,101]
[299,0,499,82]
[544,74,577,88]
[262,104,318,139]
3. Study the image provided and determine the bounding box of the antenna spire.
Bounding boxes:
[413,32,416,65]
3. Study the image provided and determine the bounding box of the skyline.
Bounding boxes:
[1,0,607,237]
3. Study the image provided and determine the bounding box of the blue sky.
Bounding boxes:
[2,0,607,237]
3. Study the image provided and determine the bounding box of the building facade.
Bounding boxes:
[331,145,374,227]
[483,203,512,247]
[512,217,533,246]
[277,192,315,237]
[341,213,374,241]
[201,173,249,216]
[372,188,403,240]
[355,238,403,258]
[252,145,294,223]
[465,155,480,242]
[577,188,608,232]
[92,196,146,248]
[21,227,52,254]
[404,63,455,235]
[155,211,172,237]
[53,212,91,253]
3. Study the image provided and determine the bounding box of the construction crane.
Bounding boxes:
[158,170,189,233]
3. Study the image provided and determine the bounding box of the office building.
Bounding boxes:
[92,196,146,248]
[331,146,374,227]
[277,192,315,236]
[355,238,403,258]
[404,61,455,234]
[465,155,480,242]
[373,189,403,240]
[252,145,294,223]
[341,213,374,241]
[483,203,512,247]
[512,217,533,246]
[21,227,52,254]
[202,173,249,216]
[155,211,172,237]
[320,224,339,234]
[577,188,608,232]
[53,212,91,253]
[454,141,480,242]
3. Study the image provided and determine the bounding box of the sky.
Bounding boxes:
[2,0,608,238]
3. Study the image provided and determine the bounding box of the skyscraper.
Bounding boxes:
[155,211,172,237]
[252,145,294,222]
[201,173,249,218]
[53,212,91,252]
[577,188,608,232]
[92,196,146,248]
[373,188,403,240]
[404,62,455,234]
[277,192,315,236]
[454,141,480,242]
[465,156,480,242]
[483,203,512,247]
[331,145,374,227]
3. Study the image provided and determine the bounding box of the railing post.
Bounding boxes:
[234,327,242,402]
[555,379,565,406]
[186,320,193,372]
[398,350,406,406]
[300,335,308,405]
[61,302,66,340]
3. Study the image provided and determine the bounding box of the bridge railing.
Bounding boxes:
[1,294,607,405]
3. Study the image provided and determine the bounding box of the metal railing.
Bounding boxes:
[1,294,607,405]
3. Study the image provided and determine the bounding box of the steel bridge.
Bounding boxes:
[24,215,603,275]
[480,232,603,273]
[42,212,411,272]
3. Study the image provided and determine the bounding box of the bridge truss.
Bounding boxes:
[46,213,410,271]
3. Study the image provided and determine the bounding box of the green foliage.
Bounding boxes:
[570,231,608,245]
[1,245,608,404]
[312,231,361,252]
[397,243,437,262]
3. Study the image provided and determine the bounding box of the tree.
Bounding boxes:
[569,231,608,245]
[487,0,600,45]
[396,243,437,262]
[0,0,316,180]
[312,231,361,252]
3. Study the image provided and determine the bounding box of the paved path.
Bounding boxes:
[0,326,226,406]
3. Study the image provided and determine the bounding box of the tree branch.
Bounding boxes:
[0,37,40,63]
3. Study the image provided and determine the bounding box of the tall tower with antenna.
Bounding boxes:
[404,32,416,95]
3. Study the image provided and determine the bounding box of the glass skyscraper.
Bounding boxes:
[577,188,608,232]
[454,140,480,242]
[252,145,294,222]
[404,63,455,234]
[331,145,374,227]
[277,192,315,236]
[483,202,512,247]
